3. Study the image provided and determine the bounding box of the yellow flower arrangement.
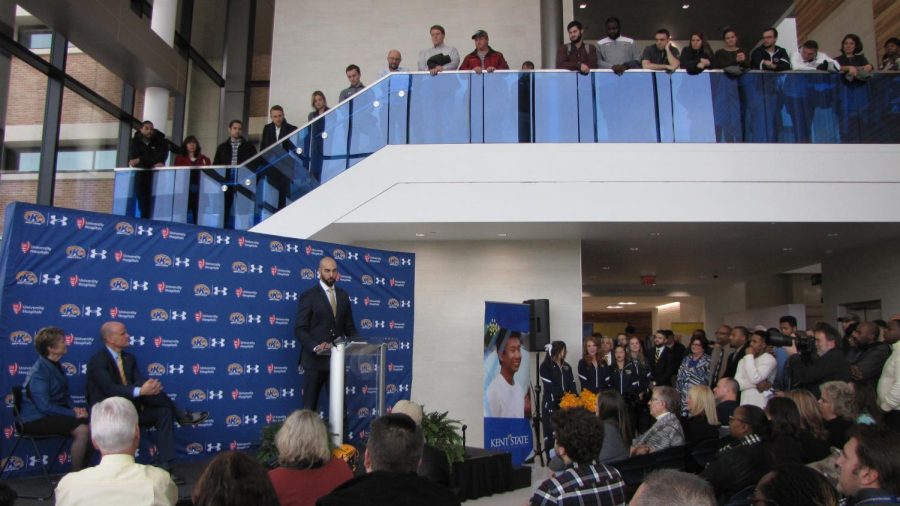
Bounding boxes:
[559,390,597,411]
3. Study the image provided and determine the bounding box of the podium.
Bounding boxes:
[328,340,387,445]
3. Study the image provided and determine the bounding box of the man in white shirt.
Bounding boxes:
[790,40,840,72]
[417,25,461,76]
[485,331,528,418]
[55,397,177,506]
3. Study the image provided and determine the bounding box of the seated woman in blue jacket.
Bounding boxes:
[21,326,91,470]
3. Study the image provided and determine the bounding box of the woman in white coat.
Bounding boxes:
[735,330,776,408]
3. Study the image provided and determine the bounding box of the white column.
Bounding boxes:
[142,0,177,129]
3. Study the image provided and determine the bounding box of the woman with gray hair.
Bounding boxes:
[268,409,353,506]
[819,381,857,449]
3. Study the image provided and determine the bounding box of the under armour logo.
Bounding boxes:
[347,252,359,260]
[400,342,410,350]
[41,274,60,285]
[207,390,223,399]
[132,280,149,291]
[345,386,356,395]
[215,235,230,245]
[285,244,299,253]
[282,340,296,349]
[401,258,412,265]
[210,338,225,347]
[244,365,259,373]
[374,321,385,328]
[137,226,153,236]
[246,314,261,324]
[49,215,68,226]
[29,455,49,466]
[249,264,263,273]
[213,286,228,296]
[348,296,358,304]
[130,336,145,346]
[375,277,386,285]
[171,311,186,320]
[281,388,294,397]
[168,364,184,374]
[89,249,107,259]
[398,384,410,392]
[400,301,411,308]
[284,291,298,301]
[206,443,221,452]
[84,306,102,317]
[243,415,257,424]
[174,257,190,267]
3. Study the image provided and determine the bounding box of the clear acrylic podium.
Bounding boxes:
[329,340,386,445]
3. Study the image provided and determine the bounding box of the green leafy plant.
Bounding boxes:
[421,408,465,464]
[257,421,283,468]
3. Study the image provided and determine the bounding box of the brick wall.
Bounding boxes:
[0,175,114,236]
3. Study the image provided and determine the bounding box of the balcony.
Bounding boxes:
[113,70,900,230]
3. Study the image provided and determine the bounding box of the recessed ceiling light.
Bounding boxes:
[601,266,611,270]
[649,232,661,237]
[618,302,637,305]
[629,247,639,251]
[496,233,507,237]
[579,3,587,8]
[782,247,793,252]
[682,3,690,8]
[415,233,425,237]
[827,233,839,237]
[607,305,623,309]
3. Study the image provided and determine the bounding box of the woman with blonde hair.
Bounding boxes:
[682,385,719,445]
[268,409,353,506]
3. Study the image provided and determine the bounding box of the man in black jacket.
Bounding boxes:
[750,27,792,71]
[259,105,297,151]
[722,326,750,380]
[788,323,851,398]
[213,119,257,166]
[649,331,678,387]
[846,321,891,386]
[128,121,170,218]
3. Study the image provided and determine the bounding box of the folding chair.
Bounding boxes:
[0,386,70,500]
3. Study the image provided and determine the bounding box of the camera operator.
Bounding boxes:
[787,323,851,398]
[846,321,891,387]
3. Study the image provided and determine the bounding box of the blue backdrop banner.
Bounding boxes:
[0,203,414,476]
[483,301,532,466]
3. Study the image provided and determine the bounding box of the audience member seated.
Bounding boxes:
[700,405,773,503]
[819,381,857,449]
[682,385,720,446]
[880,37,900,71]
[192,451,279,506]
[678,32,714,74]
[735,330,776,409]
[753,463,841,506]
[268,409,354,506]
[213,119,257,166]
[55,397,177,506]
[786,389,832,461]
[848,321,891,386]
[530,408,626,505]
[556,21,597,75]
[836,425,900,506]
[630,386,685,456]
[764,397,813,464]
[317,413,460,506]
[713,377,739,424]
[641,29,680,71]
[878,318,900,430]
[791,40,841,72]
[417,25,461,75]
[836,34,875,81]
[260,105,297,151]
[853,383,881,425]
[578,335,605,393]
[714,28,750,73]
[788,323,852,398]
[676,335,710,415]
[338,65,365,102]
[629,469,715,506]
[390,400,451,486]
[174,135,211,166]
[459,30,509,74]
[308,91,330,121]
[597,17,642,75]
[750,27,791,71]
[596,390,632,463]
[20,326,91,471]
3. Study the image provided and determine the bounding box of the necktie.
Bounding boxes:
[655,347,662,361]
[116,353,127,385]
[328,287,337,316]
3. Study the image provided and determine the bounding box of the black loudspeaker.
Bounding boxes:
[524,299,550,350]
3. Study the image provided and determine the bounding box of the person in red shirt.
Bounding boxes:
[459,29,509,74]
[174,136,211,166]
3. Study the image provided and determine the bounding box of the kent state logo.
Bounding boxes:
[65,245,87,259]
[229,312,245,325]
[197,232,214,244]
[227,363,244,375]
[189,389,207,401]
[388,256,400,266]
[359,362,373,374]
[154,254,173,267]
[361,275,374,285]
[115,222,134,235]
[23,210,46,225]
[267,289,283,302]
[357,407,371,419]
[332,248,346,260]
[300,268,315,280]
[186,443,204,455]
[385,384,398,394]
[191,336,209,349]
[147,363,166,376]
[2,456,24,471]
[225,415,242,427]
[232,261,248,274]
[264,388,280,400]
[265,338,282,350]
[9,331,32,345]
[59,304,81,317]
[269,240,284,253]
[109,278,129,291]
[61,362,78,376]
[150,308,169,321]
[16,271,38,285]
[360,319,373,329]
[194,284,211,296]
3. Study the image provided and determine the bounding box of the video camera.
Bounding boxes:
[765,328,816,356]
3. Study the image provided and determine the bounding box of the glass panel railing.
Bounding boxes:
[113,70,900,229]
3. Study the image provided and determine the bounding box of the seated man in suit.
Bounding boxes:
[55,396,177,505]
[86,321,207,483]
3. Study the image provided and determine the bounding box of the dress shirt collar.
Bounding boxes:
[319,279,334,292]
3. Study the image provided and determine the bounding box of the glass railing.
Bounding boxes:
[114,70,900,229]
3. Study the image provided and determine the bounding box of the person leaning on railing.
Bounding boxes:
[679,32,714,75]
[714,28,751,74]
[836,33,875,82]
[750,27,791,71]
[458,29,509,74]
[880,37,900,71]
[174,136,211,166]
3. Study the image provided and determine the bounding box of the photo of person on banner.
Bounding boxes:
[484,328,532,418]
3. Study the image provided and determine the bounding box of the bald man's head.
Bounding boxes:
[387,49,402,71]
[318,257,338,287]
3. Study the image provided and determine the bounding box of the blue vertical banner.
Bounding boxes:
[0,203,414,476]
[483,301,532,466]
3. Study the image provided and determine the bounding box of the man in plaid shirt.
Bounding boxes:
[530,408,626,506]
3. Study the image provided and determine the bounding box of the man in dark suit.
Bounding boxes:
[295,256,359,411]
[722,326,750,380]
[259,105,297,151]
[86,321,207,482]
[649,331,678,387]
